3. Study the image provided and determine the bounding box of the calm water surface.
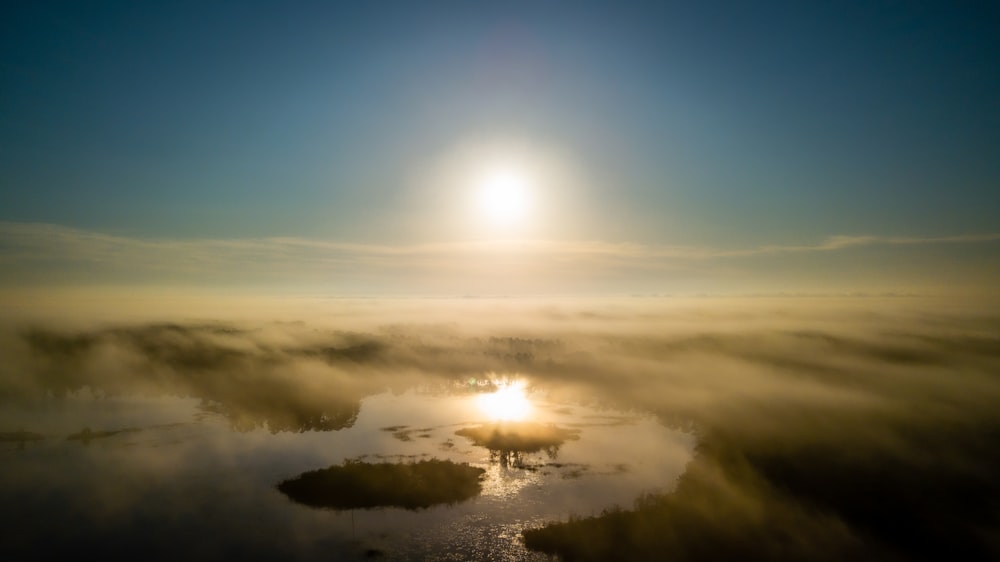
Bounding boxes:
[1,379,693,560]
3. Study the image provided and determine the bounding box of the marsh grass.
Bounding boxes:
[0,430,43,444]
[66,427,138,443]
[455,422,579,453]
[455,422,581,467]
[276,459,485,510]
[522,403,1000,561]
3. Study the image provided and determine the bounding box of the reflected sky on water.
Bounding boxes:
[1,378,692,561]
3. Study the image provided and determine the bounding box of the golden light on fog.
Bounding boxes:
[476,380,532,421]
[477,166,532,225]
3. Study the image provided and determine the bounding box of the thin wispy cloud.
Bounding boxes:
[734,233,1000,257]
[2,222,998,292]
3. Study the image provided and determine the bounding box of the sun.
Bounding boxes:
[476,380,532,421]
[477,166,532,225]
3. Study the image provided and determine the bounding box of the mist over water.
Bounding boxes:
[1,295,999,560]
[4,1,999,559]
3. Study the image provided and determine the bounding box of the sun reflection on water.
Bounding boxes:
[475,380,532,421]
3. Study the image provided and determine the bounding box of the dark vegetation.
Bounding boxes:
[523,418,1000,561]
[19,323,367,432]
[456,422,579,466]
[12,322,566,434]
[66,427,138,443]
[519,316,1000,561]
[276,459,485,510]
[456,422,579,453]
[381,425,437,442]
[0,430,43,445]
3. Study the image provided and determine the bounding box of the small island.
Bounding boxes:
[277,459,485,510]
[455,421,581,466]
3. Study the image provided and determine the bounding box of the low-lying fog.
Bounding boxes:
[1,295,999,561]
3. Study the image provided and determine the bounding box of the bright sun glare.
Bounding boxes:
[477,167,532,225]
[476,380,532,421]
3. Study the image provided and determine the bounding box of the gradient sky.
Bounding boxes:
[2,1,999,294]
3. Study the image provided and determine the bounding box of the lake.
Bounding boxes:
[1,373,693,560]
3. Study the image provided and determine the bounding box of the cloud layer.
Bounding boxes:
[2,221,1000,294]
[2,296,999,559]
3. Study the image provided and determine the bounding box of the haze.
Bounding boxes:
[1,2,999,560]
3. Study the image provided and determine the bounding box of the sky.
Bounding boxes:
[2,1,999,295]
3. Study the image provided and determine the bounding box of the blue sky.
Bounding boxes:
[1,1,999,293]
